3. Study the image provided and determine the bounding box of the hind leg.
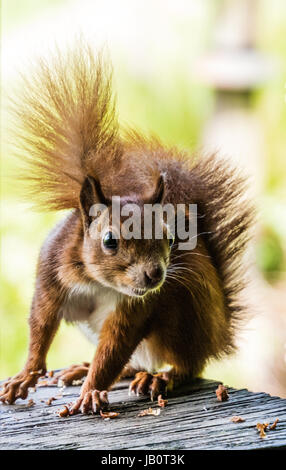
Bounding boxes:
[129,371,168,400]
[120,365,141,379]
[49,362,90,386]
[50,363,140,386]
[129,369,189,400]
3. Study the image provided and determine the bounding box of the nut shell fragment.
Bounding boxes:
[58,406,70,417]
[270,418,279,430]
[100,410,119,419]
[256,422,269,438]
[216,384,229,402]
[231,416,245,423]
[46,397,57,406]
[138,407,161,417]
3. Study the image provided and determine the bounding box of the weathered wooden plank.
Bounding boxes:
[0,377,285,450]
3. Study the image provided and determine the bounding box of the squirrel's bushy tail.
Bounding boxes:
[191,154,255,339]
[11,42,120,211]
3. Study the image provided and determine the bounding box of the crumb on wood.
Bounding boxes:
[270,418,279,430]
[46,397,57,406]
[256,418,279,437]
[58,406,70,417]
[100,410,119,419]
[158,394,168,408]
[215,384,229,402]
[231,415,245,423]
[138,407,161,417]
[37,380,50,387]
[256,422,269,438]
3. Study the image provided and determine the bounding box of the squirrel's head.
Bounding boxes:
[79,175,174,298]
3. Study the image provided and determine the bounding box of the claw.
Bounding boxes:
[128,383,136,396]
[0,370,42,405]
[129,371,167,401]
[67,389,109,416]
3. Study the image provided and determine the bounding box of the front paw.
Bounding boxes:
[68,389,109,415]
[0,368,45,404]
[129,371,167,400]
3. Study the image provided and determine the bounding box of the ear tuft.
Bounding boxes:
[79,176,110,229]
[148,174,165,205]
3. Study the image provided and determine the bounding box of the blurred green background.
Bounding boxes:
[1,0,286,396]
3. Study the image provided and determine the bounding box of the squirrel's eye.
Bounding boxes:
[103,231,118,250]
[169,234,175,248]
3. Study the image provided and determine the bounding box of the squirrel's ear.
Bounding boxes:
[147,174,165,205]
[79,176,110,230]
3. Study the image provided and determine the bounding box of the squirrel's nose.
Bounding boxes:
[144,265,163,288]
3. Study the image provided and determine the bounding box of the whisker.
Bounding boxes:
[165,274,196,298]
[172,251,211,260]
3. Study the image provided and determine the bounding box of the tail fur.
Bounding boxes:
[11,42,120,211]
[191,154,255,338]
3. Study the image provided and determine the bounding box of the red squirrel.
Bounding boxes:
[1,43,254,415]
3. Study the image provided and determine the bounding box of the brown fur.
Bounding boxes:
[1,43,254,411]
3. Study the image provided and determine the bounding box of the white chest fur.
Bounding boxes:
[63,282,119,346]
[78,290,119,345]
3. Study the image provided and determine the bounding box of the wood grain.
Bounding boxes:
[0,376,285,450]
